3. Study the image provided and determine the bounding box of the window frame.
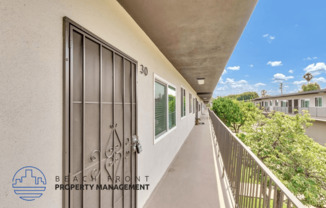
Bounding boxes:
[315,97,322,107]
[281,100,288,107]
[301,99,310,108]
[193,98,195,114]
[181,86,186,118]
[153,74,177,143]
[189,93,192,113]
[168,85,177,130]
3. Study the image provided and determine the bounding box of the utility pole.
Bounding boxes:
[279,83,283,95]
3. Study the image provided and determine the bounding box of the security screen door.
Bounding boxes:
[64,18,137,208]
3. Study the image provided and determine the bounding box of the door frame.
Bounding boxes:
[294,99,299,114]
[63,17,139,208]
[288,99,293,114]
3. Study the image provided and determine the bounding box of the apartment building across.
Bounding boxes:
[253,89,326,145]
[253,89,326,120]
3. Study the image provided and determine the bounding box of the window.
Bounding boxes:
[181,87,186,117]
[275,100,279,106]
[270,101,273,106]
[265,101,268,107]
[189,94,192,113]
[155,80,167,137]
[315,97,322,107]
[155,78,177,140]
[281,100,288,107]
[168,86,176,129]
[193,98,195,114]
[301,99,309,108]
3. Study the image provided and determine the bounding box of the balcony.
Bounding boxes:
[144,110,304,208]
[270,107,326,121]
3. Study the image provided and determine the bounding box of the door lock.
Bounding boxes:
[132,135,142,154]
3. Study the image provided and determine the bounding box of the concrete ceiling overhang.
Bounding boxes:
[118,0,258,100]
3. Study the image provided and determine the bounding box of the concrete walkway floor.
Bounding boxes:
[144,113,230,208]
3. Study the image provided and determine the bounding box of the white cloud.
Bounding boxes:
[262,34,275,43]
[288,69,294,74]
[227,66,240,71]
[312,77,326,83]
[267,61,282,67]
[255,83,266,87]
[249,64,254,68]
[273,73,294,82]
[214,78,254,97]
[222,78,248,88]
[304,62,326,76]
[293,80,307,85]
[304,56,318,61]
[215,86,227,91]
[222,69,227,75]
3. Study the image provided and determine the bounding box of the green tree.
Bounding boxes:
[301,82,321,92]
[225,91,259,101]
[236,91,259,101]
[239,111,326,207]
[211,97,261,133]
[212,97,326,207]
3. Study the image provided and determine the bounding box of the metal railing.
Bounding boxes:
[267,106,326,119]
[209,110,305,208]
[302,107,326,118]
[273,107,289,114]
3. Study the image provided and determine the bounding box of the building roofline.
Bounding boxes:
[253,89,326,101]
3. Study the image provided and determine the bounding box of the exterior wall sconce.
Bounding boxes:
[197,78,205,85]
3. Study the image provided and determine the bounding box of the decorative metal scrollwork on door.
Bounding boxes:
[89,123,123,182]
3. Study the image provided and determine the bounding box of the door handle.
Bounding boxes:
[132,135,142,154]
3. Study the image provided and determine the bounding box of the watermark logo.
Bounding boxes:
[12,166,47,201]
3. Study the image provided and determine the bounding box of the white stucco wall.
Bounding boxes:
[0,0,203,207]
[306,120,326,146]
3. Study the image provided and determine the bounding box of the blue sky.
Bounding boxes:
[213,0,326,97]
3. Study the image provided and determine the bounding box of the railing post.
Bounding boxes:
[235,143,243,205]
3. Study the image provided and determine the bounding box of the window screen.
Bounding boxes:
[281,101,287,107]
[189,94,192,113]
[168,86,176,129]
[155,81,167,137]
[315,97,322,107]
[301,99,309,108]
[193,98,195,114]
[181,88,186,117]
